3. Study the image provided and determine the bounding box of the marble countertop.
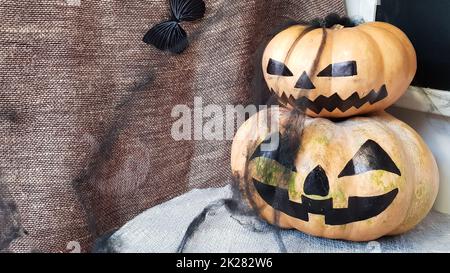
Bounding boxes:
[390,86,450,215]
[395,86,450,117]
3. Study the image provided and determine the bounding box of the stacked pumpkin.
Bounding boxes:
[231,16,439,241]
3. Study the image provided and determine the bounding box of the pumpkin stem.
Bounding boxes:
[331,24,344,30]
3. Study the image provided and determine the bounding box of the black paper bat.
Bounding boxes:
[143,0,206,53]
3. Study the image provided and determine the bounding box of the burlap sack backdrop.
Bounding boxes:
[0,0,345,252]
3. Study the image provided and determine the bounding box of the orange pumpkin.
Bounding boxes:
[231,107,438,241]
[262,21,417,118]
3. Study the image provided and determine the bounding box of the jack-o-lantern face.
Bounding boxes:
[262,22,417,118]
[231,108,439,241]
[249,135,401,225]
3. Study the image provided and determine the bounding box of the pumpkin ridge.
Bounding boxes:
[354,27,386,92]
[306,28,327,81]
[277,26,317,93]
[370,115,420,235]
[362,23,414,87]
[284,26,316,61]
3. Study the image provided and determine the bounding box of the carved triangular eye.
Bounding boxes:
[267,58,293,76]
[338,140,401,178]
[250,132,297,172]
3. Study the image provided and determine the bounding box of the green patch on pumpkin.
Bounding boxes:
[288,173,301,200]
[251,157,295,189]
[371,170,384,188]
[331,188,346,204]
[313,135,330,146]
[371,170,398,192]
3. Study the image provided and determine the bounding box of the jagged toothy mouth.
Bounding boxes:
[276,84,388,114]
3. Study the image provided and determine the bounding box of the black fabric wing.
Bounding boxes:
[170,0,206,21]
[143,0,205,53]
[142,21,188,54]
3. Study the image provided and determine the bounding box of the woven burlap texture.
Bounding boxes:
[0,0,345,252]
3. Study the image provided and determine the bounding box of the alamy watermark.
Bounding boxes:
[171,97,279,151]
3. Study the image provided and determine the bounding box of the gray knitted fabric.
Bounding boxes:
[99,185,450,253]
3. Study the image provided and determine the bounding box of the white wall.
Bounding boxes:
[345,0,378,22]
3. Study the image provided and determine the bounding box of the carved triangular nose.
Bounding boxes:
[295,71,315,89]
[303,165,329,196]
